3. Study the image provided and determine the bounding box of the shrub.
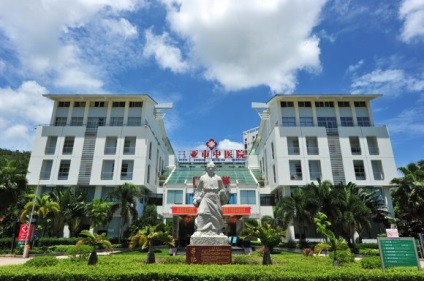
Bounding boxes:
[66,245,92,262]
[302,248,314,257]
[0,238,14,249]
[356,243,378,249]
[360,256,381,269]
[284,240,297,249]
[37,238,79,247]
[24,256,58,267]
[314,242,331,256]
[358,249,379,256]
[329,249,355,265]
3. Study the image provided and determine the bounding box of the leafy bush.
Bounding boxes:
[232,255,261,265]
[360,256,381,269]
[284,240,297,249]
[156,256,185,264]
[314,242,331,255]
[37,238,79,247]
[329,249,355,265]
[24,256,58,267]
[66,245,92,262]
[358,249,379,256]
[0,238,14,249]
[356,243,378,249]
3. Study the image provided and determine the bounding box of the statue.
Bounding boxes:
[192,161,229,237]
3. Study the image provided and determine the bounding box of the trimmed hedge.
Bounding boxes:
[0,251,423,280]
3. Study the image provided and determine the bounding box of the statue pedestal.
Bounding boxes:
[186,245,232,264]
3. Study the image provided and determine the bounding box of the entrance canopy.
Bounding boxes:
[171,206,251,216]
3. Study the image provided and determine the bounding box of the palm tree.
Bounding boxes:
[391,160,424,236]
[20,194,60,237]
[275,188,311,243]
[76,229,113,265]
[129,224,175,263]
[107,183,143,242]
[86,198,113,230]
[239,221,285,265]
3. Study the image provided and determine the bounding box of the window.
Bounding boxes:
[128,117,141,126]
[273,165,276,183]
[289,160,302,180]
[62,136,75,154]
[40,160,53,180]
[104,137,117,155]
[308,160,321,181]
[282,117,296,127]
[101,160,114,180]
[271,142,274,159]
[229,193,237,204]
[110,117,123,126]
[354,101,366,107]
[315,101,334,107]
[338,101,350,107]
[300,117,313,126]
[340,117,354,127]
[353,160,366,180]
[121,160,134,180]
[357,117,370,126]
[147,194,163,205]
[317,117,337,128]
[55,117,67,126]
[58,101,70,107]
[112,101,126,107]
[287,137,300,155]
[306,137,319,155]
[74,101,86,107]
[367,136,379,155]
[240,190,256,204]
[167,190,183,204]
[147,165,151,183]
[298,101,311,107]
[87,117,105,128]
[129,101,143,107]
[71,117,83,126]
[58,160,71,180]
[123,137,136,155]
[281,101,294,107]
[186,193,194,204]
[91,101,106,107]
[349,137,361,155]
[371,160,384,180]
[149,142,152,160]
[260,195,275,206]
[45,136,57,154]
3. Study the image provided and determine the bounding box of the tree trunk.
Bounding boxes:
[146,245,155,264]
[88,249,98,265]
[262,246,272,265]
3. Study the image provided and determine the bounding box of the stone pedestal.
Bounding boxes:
[190,235,229,246]
[186,245,232,264]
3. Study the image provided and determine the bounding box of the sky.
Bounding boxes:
[0,0,423,168]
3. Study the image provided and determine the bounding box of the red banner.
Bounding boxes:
[18,224,33,241]
[171,206,251,215]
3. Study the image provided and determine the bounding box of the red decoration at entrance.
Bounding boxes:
[171,206,251,215]
[184,216,192,223]
[222,176,230,186]
[230,216,238,223]
[18,224,33,241]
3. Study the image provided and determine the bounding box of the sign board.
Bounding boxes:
[420,233,424,256]
[171,206,251,215]
[378,237,421,271]
[386,228,399,237]
[18,224,34,242]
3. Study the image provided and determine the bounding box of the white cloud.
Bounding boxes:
[0,59,5,73]
[350,68,424,96]
[0,0,143,91]
[346,60,364,74]
[102,18,138,39]
[162,0,326,93]
[385,108,424,136]
[143,29,189,73]
[399,0,424,42]
[0,81,52,151]
[218,139,244,150]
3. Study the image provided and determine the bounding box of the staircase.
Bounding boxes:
[77,128,97,185]
[326,129,346,185]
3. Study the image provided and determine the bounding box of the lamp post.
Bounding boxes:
[23,183,39,258]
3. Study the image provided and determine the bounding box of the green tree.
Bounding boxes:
[275,188,311,243]
[86,198,113,229]
[239,221,285,265]
[391,160,424,236]
[129,224,174,263]
[76,229,113,265]
[128,205,163,235]
[20,194,60,237]
[107,183,143,242]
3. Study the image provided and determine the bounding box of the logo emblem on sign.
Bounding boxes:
[206,139,217,150]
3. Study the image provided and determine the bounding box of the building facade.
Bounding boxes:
[26,93,398,243]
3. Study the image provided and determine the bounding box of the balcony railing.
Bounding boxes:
[120,172,133,180]
[101,172,114,180]
[307,147,319,155]
[373,172,384,180]
[288,146,300,155]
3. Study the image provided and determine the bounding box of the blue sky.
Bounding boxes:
[0,0,423,168]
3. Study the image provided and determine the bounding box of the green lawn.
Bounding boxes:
[0,249,422,281]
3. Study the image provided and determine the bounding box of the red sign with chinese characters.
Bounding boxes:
[171,206,251,215]
[18,224,33,241]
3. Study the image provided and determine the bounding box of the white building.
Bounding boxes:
[248,94,397,240]
[26,93,398,243]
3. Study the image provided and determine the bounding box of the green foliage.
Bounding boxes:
[358,249,379,256]
[24,256,58,267]
[314,242,331,256]
[66,245,92,262]
[360,256,382,269]
[302,248,314,257]
[1,251,424,280]
[76,230,113,251]
[37,237,80,247]
[0,237,13,249]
